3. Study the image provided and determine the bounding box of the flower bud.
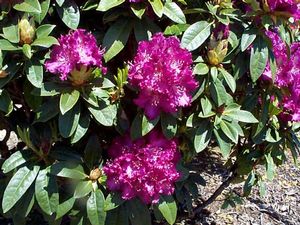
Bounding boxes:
[69,65,93,86]
[0,70,8,78]
[89,168,102,181]
[18,17,35,45]
[207,24,229,66]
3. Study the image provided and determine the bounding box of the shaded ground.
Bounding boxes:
[181,150,300,225]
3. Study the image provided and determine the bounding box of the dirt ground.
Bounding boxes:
[181,151,300,225]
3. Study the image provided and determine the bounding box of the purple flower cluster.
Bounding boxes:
[267,0,300,20]
[45,29,106,81]
[128,33,198,119]
[103,131,181,204]
[264,30,300,122]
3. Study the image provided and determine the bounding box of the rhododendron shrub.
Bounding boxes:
[0,0,300,225]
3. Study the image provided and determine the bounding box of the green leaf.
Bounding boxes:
[127,199,151,225]
[241,29,256,52]
[32,82,67,96]
[87,190,106,225]
[59,102,80,138]
[60,90,80,115]
[31,36,58,48]
[181,21,212,51]
[34,98,59,123]
[1,150,33,174]
[35,168,59,215]
[148,0,164,17]
[104,193,125,211]
[219,68,236,93]
[243,171,256,196]
[74,181,93,198]
[56,0,80,29]
[131,113,159,140]
[103,19,133,62]
[36,24,56,38]
[71,112,90,144]
[2,166,39,213]
[2,24,20,43]
[13,0,41,13]
[88,103,117,127]
[130,3,146,19]
[213,128,231,158]
[210,78,230,107]
[0,39,20,51]
[25,60,43,88]
[157,195,177,225]
[163,2,186,24]
[265,153,275,180]
[22,44,32,59]
[194,121,212,153]
[34,0,50,24]
[220,120,238,143]
[250,36,268,82]
[56,197,75,219]
[56,0,65,7]
[105,205,129,225]
[193,63,209,75]
[50,162,87,180]
[0,90,13,115]
[84,135,101,170]
[224,109,258,123]
[161,113,177,139]
[97,0,125,11]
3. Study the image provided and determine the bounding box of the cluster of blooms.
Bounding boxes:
[103,131,181,204]
[128,33,198,119]
[263,29,300,121]
[266,0,300,20]
[45,29,106,81]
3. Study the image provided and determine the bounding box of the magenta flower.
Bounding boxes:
[263,30,300,122]
[128,33,198,119]
[267,0,300,20]
[103,130,181,204]
[45,29,106,81]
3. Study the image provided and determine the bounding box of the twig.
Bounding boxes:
[192,163,237,217]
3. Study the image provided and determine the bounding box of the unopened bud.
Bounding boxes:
[89,168,102,181]
[69,65,93,86]
[18,17,35,45]
[0,70,8,78]
[207,40,228,66]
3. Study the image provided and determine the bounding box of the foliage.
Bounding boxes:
[0,0,300,224]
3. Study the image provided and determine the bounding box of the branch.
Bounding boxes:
[192,163,237,216]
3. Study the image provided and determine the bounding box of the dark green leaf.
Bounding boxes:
[103,19,133,62]
[2,166,39,213]
[127,199,151,225]
[71,112,90,144]
[59,102,80,138]
[161,113,177,139]
[87,190,106,225]
[194,120,212,153]
[35,168,59,215]
[84,135,101,170]
[56,0,80,29]
[60,90,80,115]
[56,197,75,219]
[250,36,268,82]
[1,150,33,174]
